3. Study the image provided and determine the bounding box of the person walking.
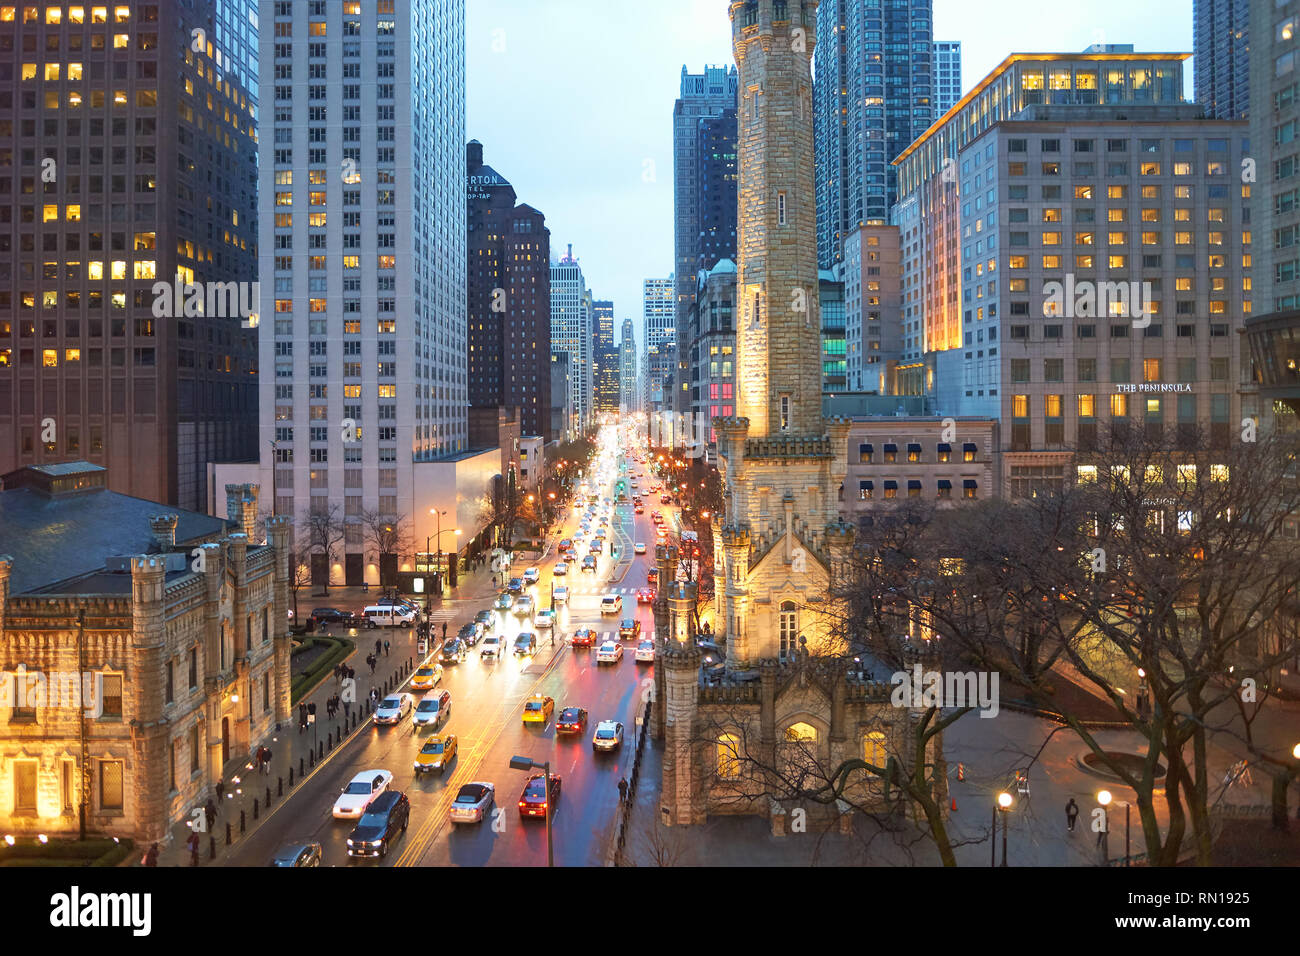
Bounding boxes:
[186,830,201,867]
[142,842,159,867]
[215,780,225,804]
[383,639,390,658]
[618,777,629,804]
[252,746,263,774]
[374,637,382,657]
[368,654,377,675]
[204,799,217,831]
[442,621,448,643]
[1065,798,1079,832]
[260,746,272,775]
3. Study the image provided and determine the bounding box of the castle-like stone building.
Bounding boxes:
[654,0,946,832]
[0,464,291,843]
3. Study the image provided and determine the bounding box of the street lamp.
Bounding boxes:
[509,755,554,867]
[1097,789,1113,863]
[995,791,1012,866]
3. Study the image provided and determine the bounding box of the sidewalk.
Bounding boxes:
[150,561,502,867]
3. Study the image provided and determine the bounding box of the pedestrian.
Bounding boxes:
[442,621,447,642]
[215,780,225,803]
[252,746,263,774]
[1065,797,1079,832]
[618,777,629,803]
[261,746,272,775]
[368,655,377,675]
[347,665,355,681]
[142,842,159,867]
[384,640,390,657]
[186,831,200,867]
[204,799,216,830]
[375,638,382,656]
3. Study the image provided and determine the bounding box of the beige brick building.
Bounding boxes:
[0,464,291,843]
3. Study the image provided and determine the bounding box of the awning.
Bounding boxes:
[963,479,978,488]
[884,443,898,453]
[963,443,978,453]
[937,479,953,489]
[859,443,874,453]
[884,480,899,489]
[859,480,874,489]
[907,443,922,453]
[937,443,952,453]
[908,480,922,489]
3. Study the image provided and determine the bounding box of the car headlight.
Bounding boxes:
[346,839,355,846]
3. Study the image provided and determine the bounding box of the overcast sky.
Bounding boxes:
[466,0,1194,349]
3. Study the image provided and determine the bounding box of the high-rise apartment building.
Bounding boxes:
[466,141,552,440]
[550,247,591,432]
[814,0,936,268]
[673,65,738,418]
[934,40,963,113]
[893,50,1248,494]
[620,317,638,414]
[0,0,260,511]
[1242,0,1300,423]
[1194,0,1251,120]
[841,225,903,393]
[258,0,467,542]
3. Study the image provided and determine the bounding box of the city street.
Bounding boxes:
[225,431,669,866]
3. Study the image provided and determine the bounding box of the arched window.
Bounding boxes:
[863,731,887,767]
[785,721,818,742]
[778,600,798,661]
[717,733,741,779]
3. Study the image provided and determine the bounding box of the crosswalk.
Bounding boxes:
[559,585,648,596]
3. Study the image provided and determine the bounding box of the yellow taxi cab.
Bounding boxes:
[412,734,457,774]
[410,663,444,691]
[521,694,555,725]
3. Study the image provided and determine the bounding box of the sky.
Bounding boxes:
[466,0,1195,350]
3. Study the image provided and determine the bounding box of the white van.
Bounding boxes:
[363,605,418,628]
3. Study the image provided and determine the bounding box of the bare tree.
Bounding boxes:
[300,503,345,594]
[359,509,414,586]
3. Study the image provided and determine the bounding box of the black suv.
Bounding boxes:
[457,622,482,647]
[346,790,410,859]
[440,638,467,664]
[310,608,355,627]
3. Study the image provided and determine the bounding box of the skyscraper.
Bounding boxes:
[620,317,638,414]
[1194,0,1250,119]
[0,0,261,510]
[643,276,675,412]
[466,141,552,440]
[933,41,963,113]
[592,299,619,416]
[814,0,936,268]
[550,247,591,431]
[673,65,739,417]
[258,0,466,533]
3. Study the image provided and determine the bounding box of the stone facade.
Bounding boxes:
[0,505,292,844]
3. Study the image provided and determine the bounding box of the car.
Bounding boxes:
[570,627,596,648]
[346,789,409,859]
[555,706,589,734]
[270,842,323,867]
[363,605,419,628]
[514,594,535,617]
[601,595,622,615]
[661,495,673,504]
[619,618,642,640]
[535,608,555,630]
[637,587,656,604]
[493,592,514,611]
[332,770,394,819]
[412,733,457,773]
[440,638,467,663]
[506,577,524,595]
[558,538,573,553]
[523,566,541,584]
[480,635,507,660]
[589,541,603,555]
[635,505,645,514]
[592,720,624,752]
[309,608,354,627]
[474,609,496,634]
[457,621,483,646]
[596,641,624,664]
[410,663,443,691]
[635,640,656,663]
[448,782,496,824]
[634,542,647,555]
[522,694,554,724]
[553,585,570,604]
[412,691,451,729]
[374,693,413,725]
[647,568,659,584]
[518,773,562,818]
[513,632,538,656]
[553,560,568,577]
[581,556,598,572]
[651,512,663,524]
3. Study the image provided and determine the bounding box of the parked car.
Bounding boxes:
[513,632,538,656]
[362,605,418,628]
[309,608,354,628]
[270,842,322,867]
[346,789,409,859]
[412,734,457,773]
[619,618,641,640]
[412,691,451,729]
[374,693,413,725]
[332,770,393,819]
[592,721,624,752]
[448,782,495,824]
